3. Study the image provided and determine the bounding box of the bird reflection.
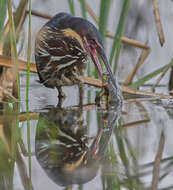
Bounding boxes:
[35,106,121,187]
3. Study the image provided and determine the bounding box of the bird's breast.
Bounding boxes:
[35,25,89,87]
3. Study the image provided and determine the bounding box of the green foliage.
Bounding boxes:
[8,0,20,99]
[98,0,112,44]
[3,0,28,56]
[26,1,32,186]
[67,0,75,16]
[26,0,31,101]
[79,0,86,19]
[130,58,173,89]
[109,0,130,73]
[0,0,8,37]
[0,1,173,190]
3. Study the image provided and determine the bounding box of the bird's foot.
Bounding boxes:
[95,85,110,109]
[57,87,66,108]
[78,84,84,107]
[57,86,66,99]
[57,98,64,108]
[58,92,66,99]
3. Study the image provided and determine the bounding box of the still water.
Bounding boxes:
[0,78,173,190]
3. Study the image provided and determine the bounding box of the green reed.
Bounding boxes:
[0,103,20,190]
[98,0,112,45]
[26,0,32,187]
[79,0,86,19]
[130,58,173,89]
[94,0,112,77]
[8,0,20,99]
[67,0,75,16]
[109,0,130,73]
[0,0,7,37]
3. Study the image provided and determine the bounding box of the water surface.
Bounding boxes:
[0,80,173,190]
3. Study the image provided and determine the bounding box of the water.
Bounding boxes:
[0,79,173,190]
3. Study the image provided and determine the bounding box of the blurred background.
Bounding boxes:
[1,0,173,190]
[16,0,173,83]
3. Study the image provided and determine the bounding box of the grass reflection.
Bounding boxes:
[0,102,33,190]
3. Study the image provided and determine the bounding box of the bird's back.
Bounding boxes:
[35,13,88,88]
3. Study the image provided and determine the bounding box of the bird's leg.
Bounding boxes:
[78,83,84,106]
[57,97,63,108]
[95,85,109,108]
[95,90,105,106]
[57,86,66,98]
[57,86,66,108]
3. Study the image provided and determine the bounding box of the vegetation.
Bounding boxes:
[0,0,173,190]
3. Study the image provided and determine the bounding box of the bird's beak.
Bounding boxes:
[87,128,103,159]
[88,45,103,77]
[96,46,117,86]
[87,42,116,86]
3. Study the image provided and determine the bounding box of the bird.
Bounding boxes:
[35,12,117,103]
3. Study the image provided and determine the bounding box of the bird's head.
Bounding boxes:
[56,13,115,83]
[74,17,115,81]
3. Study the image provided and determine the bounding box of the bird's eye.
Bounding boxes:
[90,39,96,44]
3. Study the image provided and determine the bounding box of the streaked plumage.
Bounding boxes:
[35,12,117,101]
[35,22,87,87]
[35,107,118,186]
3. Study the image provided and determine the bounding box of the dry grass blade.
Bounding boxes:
[122,119,150,129]
[0,0,28,99]
[84,76,102,87]
[0,112,39,124]
[122,85,173,99]
[0,85,17,101]
[8,0,20,98]
[67,103,107,111]
[84,1,98,23]
[119,37,150,50]
[124,46,151,85]
[152,0,165,46]
[0,56,37,72]
[170,89,173,95]
[125,97,162,103]
[16,147,34,190]
[151,131,165,190]
[168,67,173,92]
[135,101,150,120]
[13,0,28,36]
[1,57,172,100]
[27,10,52,19]
[3,0,28,56]
[84,77,173,100]
[28,4,98,23]
[152,65,169,92]
[19,112,39,122]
